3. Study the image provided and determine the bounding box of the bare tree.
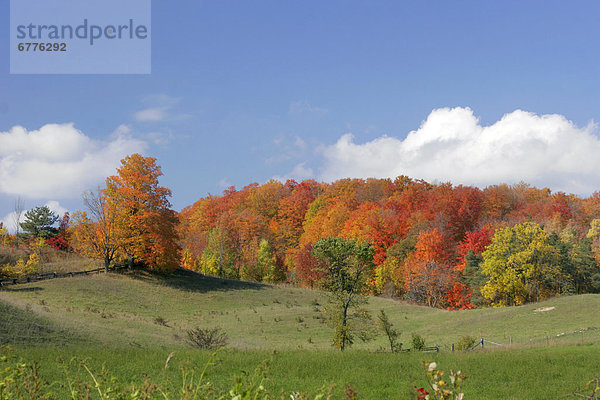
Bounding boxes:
[12,197,25,245]
[72,189,121,273]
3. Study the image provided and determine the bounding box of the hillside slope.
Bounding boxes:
[0,269,598,350]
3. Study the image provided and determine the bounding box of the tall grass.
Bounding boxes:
[6,344,600,399]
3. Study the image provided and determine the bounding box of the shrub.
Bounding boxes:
[378,310,401,352]
[569,376,600,399]
[456,335,477,351]
[186,327,229,349]
[413,361,466,400]
[412,333,425,350]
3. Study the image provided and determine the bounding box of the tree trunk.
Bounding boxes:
[128,254,133,270]
[340,295,352,352]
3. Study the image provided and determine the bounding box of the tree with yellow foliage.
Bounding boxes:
[71,189,122,272]
[481,222,563,306]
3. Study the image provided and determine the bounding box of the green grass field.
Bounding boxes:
[1,269,599,398]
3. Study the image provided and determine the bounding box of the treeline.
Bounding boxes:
[2,154,599,309]
[1,154,180,278]
[179,177,600,308]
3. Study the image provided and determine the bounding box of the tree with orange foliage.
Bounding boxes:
[105,154,180,271]
[403,228,454,308]
[71,189,122,272]
[341,202,407,266]
[270,180,318,255]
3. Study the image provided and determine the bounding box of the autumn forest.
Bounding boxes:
[2,154,600,311]
[178,162,600,310]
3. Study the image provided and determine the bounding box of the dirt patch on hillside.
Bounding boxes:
[534,306,555,312]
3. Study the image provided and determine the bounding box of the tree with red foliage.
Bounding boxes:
[446,228,492,309]
[456,228,492,272]
[293,243,325,288]
[404,229,454,307]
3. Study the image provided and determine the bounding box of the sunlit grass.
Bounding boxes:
[1,269,599,351]
[6,344,599,399]
[1,268,600,398]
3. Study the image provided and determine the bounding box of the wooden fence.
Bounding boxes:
[450,337,507,352]
[422,344,440,352]
[0,266,128,287]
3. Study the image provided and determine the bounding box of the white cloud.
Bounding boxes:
[320,107,600,195]
[0,123,147,199]
[1,210,26,234]
[133,94,186,123]
[45,200,69,217]
[273,162,314,183]
[289,163,314,180]
[1,200,68,233]
[294,136,307,150]
[266,135,310,165]
[134,107,167,122]
[146,131,174,146]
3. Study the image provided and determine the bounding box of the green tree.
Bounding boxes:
[548,229,597,294]
[377,309,401,352]
[20,206,58,239]
[199,225,239,278]
[481,222,562,306]
[312,237,375,351]
[461,249,487,306]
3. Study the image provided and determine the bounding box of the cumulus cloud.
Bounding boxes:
[0,210,26,234]
[1,200,69,233]
[320,107,600,195]
[0,123,147,199]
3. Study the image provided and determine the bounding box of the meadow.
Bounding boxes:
[1,269,600,398]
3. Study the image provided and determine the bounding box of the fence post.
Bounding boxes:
[481,338,484,349]
[509,336,513,345]
[451,343,454,353]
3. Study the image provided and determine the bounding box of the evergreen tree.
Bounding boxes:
[20,206,58,239]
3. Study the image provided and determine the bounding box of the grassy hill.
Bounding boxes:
[1,268,599,351]
[1,269,600,399]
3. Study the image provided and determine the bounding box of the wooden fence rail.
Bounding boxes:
[422,345,440,353]
[0,266,128,288]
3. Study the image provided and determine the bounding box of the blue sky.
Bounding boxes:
[2,1,600,228]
